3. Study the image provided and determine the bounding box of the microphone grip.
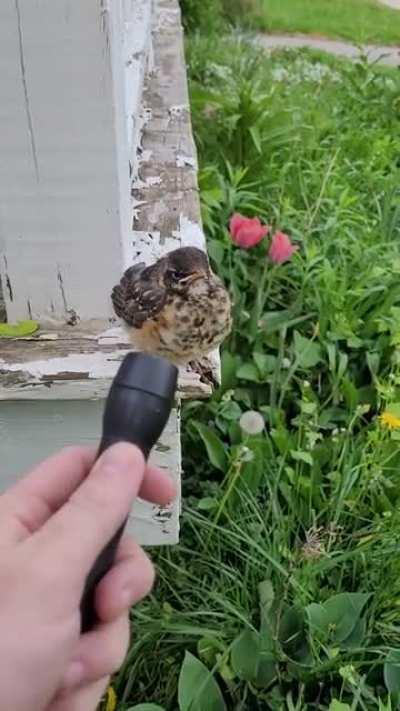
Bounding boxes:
[80,434,151,633]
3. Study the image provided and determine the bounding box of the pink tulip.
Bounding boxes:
[229,213,270,249]
[268,231,298,264]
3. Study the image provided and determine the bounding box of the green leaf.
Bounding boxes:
[0,319,39,338]
[231,630,275,687]
[384,649,400,693]
[218,400,242,421]
[253,352,277,377]
[328,702,351,711]
[261,310,292,332]
[178,651,226,711]
[127,705,166,711]
[290,450,313,466]
[208,240,225,266]
[221,351,238,391]
[307,593,370,645]
[236,363,261,382]
[249,125,262,154]
[192,423,228,472]
[259,580,274,617]
[341,616,366,649]
[293,331,323,369]
[306,603,329,637]
[324,593,370,643]
[231,630,259,681]
[278,606,308,661]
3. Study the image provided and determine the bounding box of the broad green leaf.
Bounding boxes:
[0,319,39,338]
[192,423,228,472]
[231,630,259,681]
[293,331,323,369]
[384,649,400,693]
[341,616,366,649]
[231,630,275,687]
[307,593,370,645]
[127,705,166,711]
[253,352,277,376]
[261,310,292,332]
[328,702,351,711]
[221,351,238,391]
[259,580,274,617]
[324,593,370,643]
[278,606,308,661]
[290,450,313,466]
[306,603,329,637]
[236,363,260,382]
[218,400,242,421]
[178,651,226,711]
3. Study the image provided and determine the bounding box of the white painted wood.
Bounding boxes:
[0,0,131,323]
[0,0,215,545]
[123,0,152,171]
[0,400,180,545]
[0,322,214,400]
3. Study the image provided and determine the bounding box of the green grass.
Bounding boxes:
[259,0,400,46]
[108,30,400,711]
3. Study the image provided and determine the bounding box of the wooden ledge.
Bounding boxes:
[0,0,219,404]
[0,321,215,400]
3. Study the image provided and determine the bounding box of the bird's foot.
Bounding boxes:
[188,358,219,389]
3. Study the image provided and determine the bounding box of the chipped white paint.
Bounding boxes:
[173,215,207,251]
[0,350,131,380]
[169,104,189,119]
[176,153,197,168]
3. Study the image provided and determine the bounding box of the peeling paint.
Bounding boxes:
[176,153,196,168]
[172,215,205,250]
[168,104,188,119]
[0,349,131,380]
[132,174,162,189]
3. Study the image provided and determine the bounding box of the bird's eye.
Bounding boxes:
[170,270,186,281]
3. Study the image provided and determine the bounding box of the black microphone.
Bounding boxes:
[80,352,178,633]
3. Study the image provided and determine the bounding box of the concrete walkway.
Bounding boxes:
[255,33,400,67]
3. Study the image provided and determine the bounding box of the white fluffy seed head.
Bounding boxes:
[239,410,265,435]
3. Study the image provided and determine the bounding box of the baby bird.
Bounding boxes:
[111,246,232,365]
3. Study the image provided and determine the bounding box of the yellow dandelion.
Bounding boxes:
[380,411,400,429]
[105,685,117,711]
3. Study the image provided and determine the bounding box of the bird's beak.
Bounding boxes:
[182,270,204,285]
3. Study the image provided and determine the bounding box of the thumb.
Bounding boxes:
[30,443,146,581]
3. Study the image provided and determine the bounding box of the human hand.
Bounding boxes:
[0,443,175,711]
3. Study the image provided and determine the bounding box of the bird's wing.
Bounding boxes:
[111,262,166,328]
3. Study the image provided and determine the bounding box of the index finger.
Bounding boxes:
[30,443,146,580]
[0,446,96,544]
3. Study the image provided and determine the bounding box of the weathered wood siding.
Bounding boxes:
[0,400,181,545]
[0,0,131,323]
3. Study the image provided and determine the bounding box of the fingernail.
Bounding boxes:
[62,661,84,688]
[101,443,144,472]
